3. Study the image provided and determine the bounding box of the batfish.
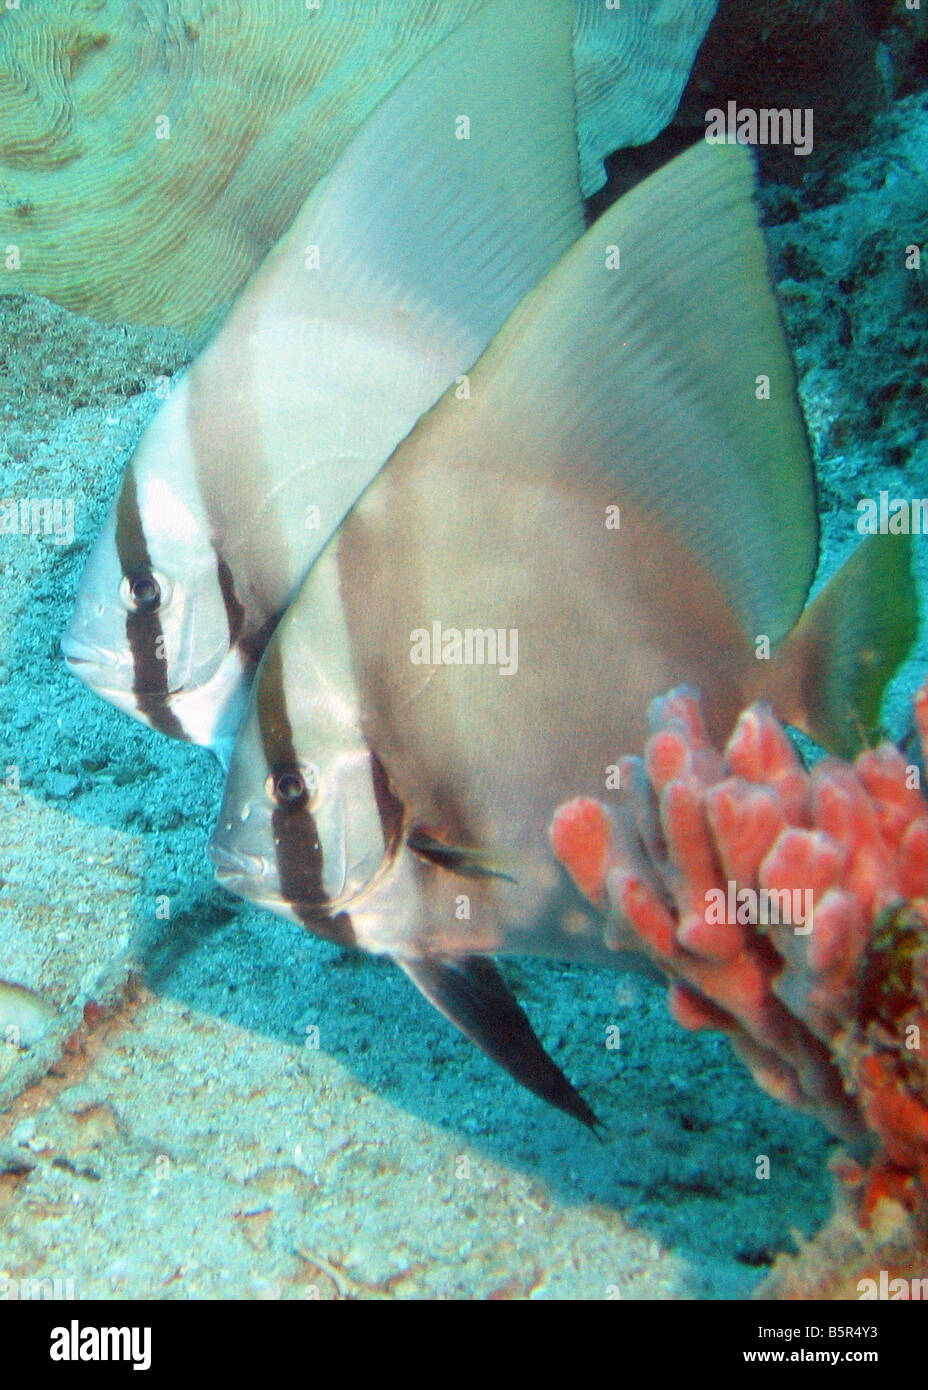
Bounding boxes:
[208,142,918,1126]
[62,0,585,761]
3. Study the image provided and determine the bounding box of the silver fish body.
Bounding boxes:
[211,140,917,1123]
[62,0,585,760]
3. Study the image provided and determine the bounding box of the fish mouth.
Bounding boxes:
[61,638,185,701]
[62,655,135,702]
[60,634,117,672]
[208,842,269,884]
[208,839,396,920]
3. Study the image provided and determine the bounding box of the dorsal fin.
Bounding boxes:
[251,0,584,363]
[189,0,587,635]
[388,141,819,646]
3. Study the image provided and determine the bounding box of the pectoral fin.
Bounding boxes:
[407,829,518,883]
[398,954,599,1130]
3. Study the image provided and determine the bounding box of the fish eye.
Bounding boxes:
[266,763,320,811]
[120,570,170,613]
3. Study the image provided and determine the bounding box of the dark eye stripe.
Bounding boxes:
[257,643,355,948]
[115,470,188,741]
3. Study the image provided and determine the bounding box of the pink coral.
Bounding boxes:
[549,679,928,1225]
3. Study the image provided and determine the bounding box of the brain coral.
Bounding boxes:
[0,0,717,339]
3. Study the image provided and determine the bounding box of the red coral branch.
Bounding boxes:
[550,679,928,1226]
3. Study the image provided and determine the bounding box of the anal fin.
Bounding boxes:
[398,954,599,1131]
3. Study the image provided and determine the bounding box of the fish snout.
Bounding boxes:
[60,629,133,689]
[208,838,269,887]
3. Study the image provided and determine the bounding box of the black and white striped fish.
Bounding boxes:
[61,0,585,761]
[208,141,918,1127]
